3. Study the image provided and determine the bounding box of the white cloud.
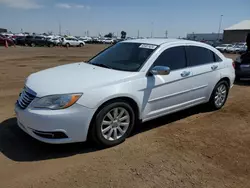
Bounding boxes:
[55,3,87,9]
[75,4,85,9]
[55,3,72,9]
[0,0,42,9]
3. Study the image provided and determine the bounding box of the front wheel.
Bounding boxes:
[49,43,54,48]
[208,80,229,110]
[90,101,135,147]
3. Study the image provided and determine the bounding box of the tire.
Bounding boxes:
[235,76,240,82]
[49,43,54,48]
[90,101,135,147]
[66,43,70,48]
[208,80,229,110]
[79,43,84,47]
[31,42,36,47]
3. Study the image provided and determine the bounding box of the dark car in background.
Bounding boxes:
[235,52,250,81]
[14,36,26,46]
[25,36,55,47]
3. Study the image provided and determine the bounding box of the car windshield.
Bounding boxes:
[88,42,158,72]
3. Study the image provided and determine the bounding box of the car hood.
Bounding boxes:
[26,62,138,97]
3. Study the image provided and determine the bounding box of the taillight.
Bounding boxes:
[232,61,236,69]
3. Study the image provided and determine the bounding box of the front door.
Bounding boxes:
[142,45,194,121]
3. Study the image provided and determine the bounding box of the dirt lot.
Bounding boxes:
[0,46,250,188]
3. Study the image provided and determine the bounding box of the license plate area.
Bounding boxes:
[240,64,250,68]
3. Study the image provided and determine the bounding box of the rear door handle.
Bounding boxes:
[181,71,191,77]
[211,65,218,70]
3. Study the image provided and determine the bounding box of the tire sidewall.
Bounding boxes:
[93,101,135,147]
[210,80,229,109]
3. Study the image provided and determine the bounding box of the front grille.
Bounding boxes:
[17,86,36,109]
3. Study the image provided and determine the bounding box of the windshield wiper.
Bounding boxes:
[92,63,113,69]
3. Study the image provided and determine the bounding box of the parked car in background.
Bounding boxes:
[234,52,250,81]
[15,39,235,147]
[78,36,92,43]
[0,35,15,46]
[14,36,26,46]
[215,44,231,52]
[25,36,55,47]
[62,37,85,47]
[102,38,114,44]
[49,37,63,46]
[239,45,247,54]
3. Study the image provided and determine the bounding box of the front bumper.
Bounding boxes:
[15,103,96,144]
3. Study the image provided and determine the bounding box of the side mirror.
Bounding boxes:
[150,66,171,75]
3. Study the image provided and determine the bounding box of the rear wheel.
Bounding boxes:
[235,76,241,82]
[66,43,70,48]
[31,42,36,47]
[208,80,229,110]
[90,101,135,147]
[79,43,84,47]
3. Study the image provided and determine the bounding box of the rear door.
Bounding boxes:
[186,45,222,102]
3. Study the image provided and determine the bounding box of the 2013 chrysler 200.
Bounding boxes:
[15,39,235,147]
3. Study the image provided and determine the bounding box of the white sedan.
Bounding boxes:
[15,39,235,147]
[62,37,85,47]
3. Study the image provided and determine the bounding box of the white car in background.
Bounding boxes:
[15,39,235,147]
[215,44,231,52]
[62,37,85,47]
[229,44,246,54]
[103,38,114,44]
[79,36,92,43]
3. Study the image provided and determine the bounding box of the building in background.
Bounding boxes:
[223,20,250,43]
[0,28,7,33]
[186,33,223,41]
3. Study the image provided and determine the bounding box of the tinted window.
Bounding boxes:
[153,46,187,71]
[214,53,222,62]
[89,42,157,71]
[186,46,214,66]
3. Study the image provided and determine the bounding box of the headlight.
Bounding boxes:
[31,93,82,110]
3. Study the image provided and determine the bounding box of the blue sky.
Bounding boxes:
[0,0,250,37]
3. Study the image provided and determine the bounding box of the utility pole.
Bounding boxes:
[137,30,140,38]
[151,22,154,38]
[165,30,168,38]
[217,15,223,40]
[59,21,61,36]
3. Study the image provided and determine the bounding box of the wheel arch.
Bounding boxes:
[219,77,230,86]
[87,96,141,140]
[208,77,231,100]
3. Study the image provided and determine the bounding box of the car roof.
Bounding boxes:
[122,38,209,46]
[122,38,182,45]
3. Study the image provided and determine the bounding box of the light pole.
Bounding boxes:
[218,15,223,40]
[151,22,154,38]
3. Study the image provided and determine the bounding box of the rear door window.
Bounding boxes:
[186,46,215,67]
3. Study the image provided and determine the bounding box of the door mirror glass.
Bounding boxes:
[150,66,171,75]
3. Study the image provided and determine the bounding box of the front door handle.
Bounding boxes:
[211,65,218,70]
[181,71,191,77]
